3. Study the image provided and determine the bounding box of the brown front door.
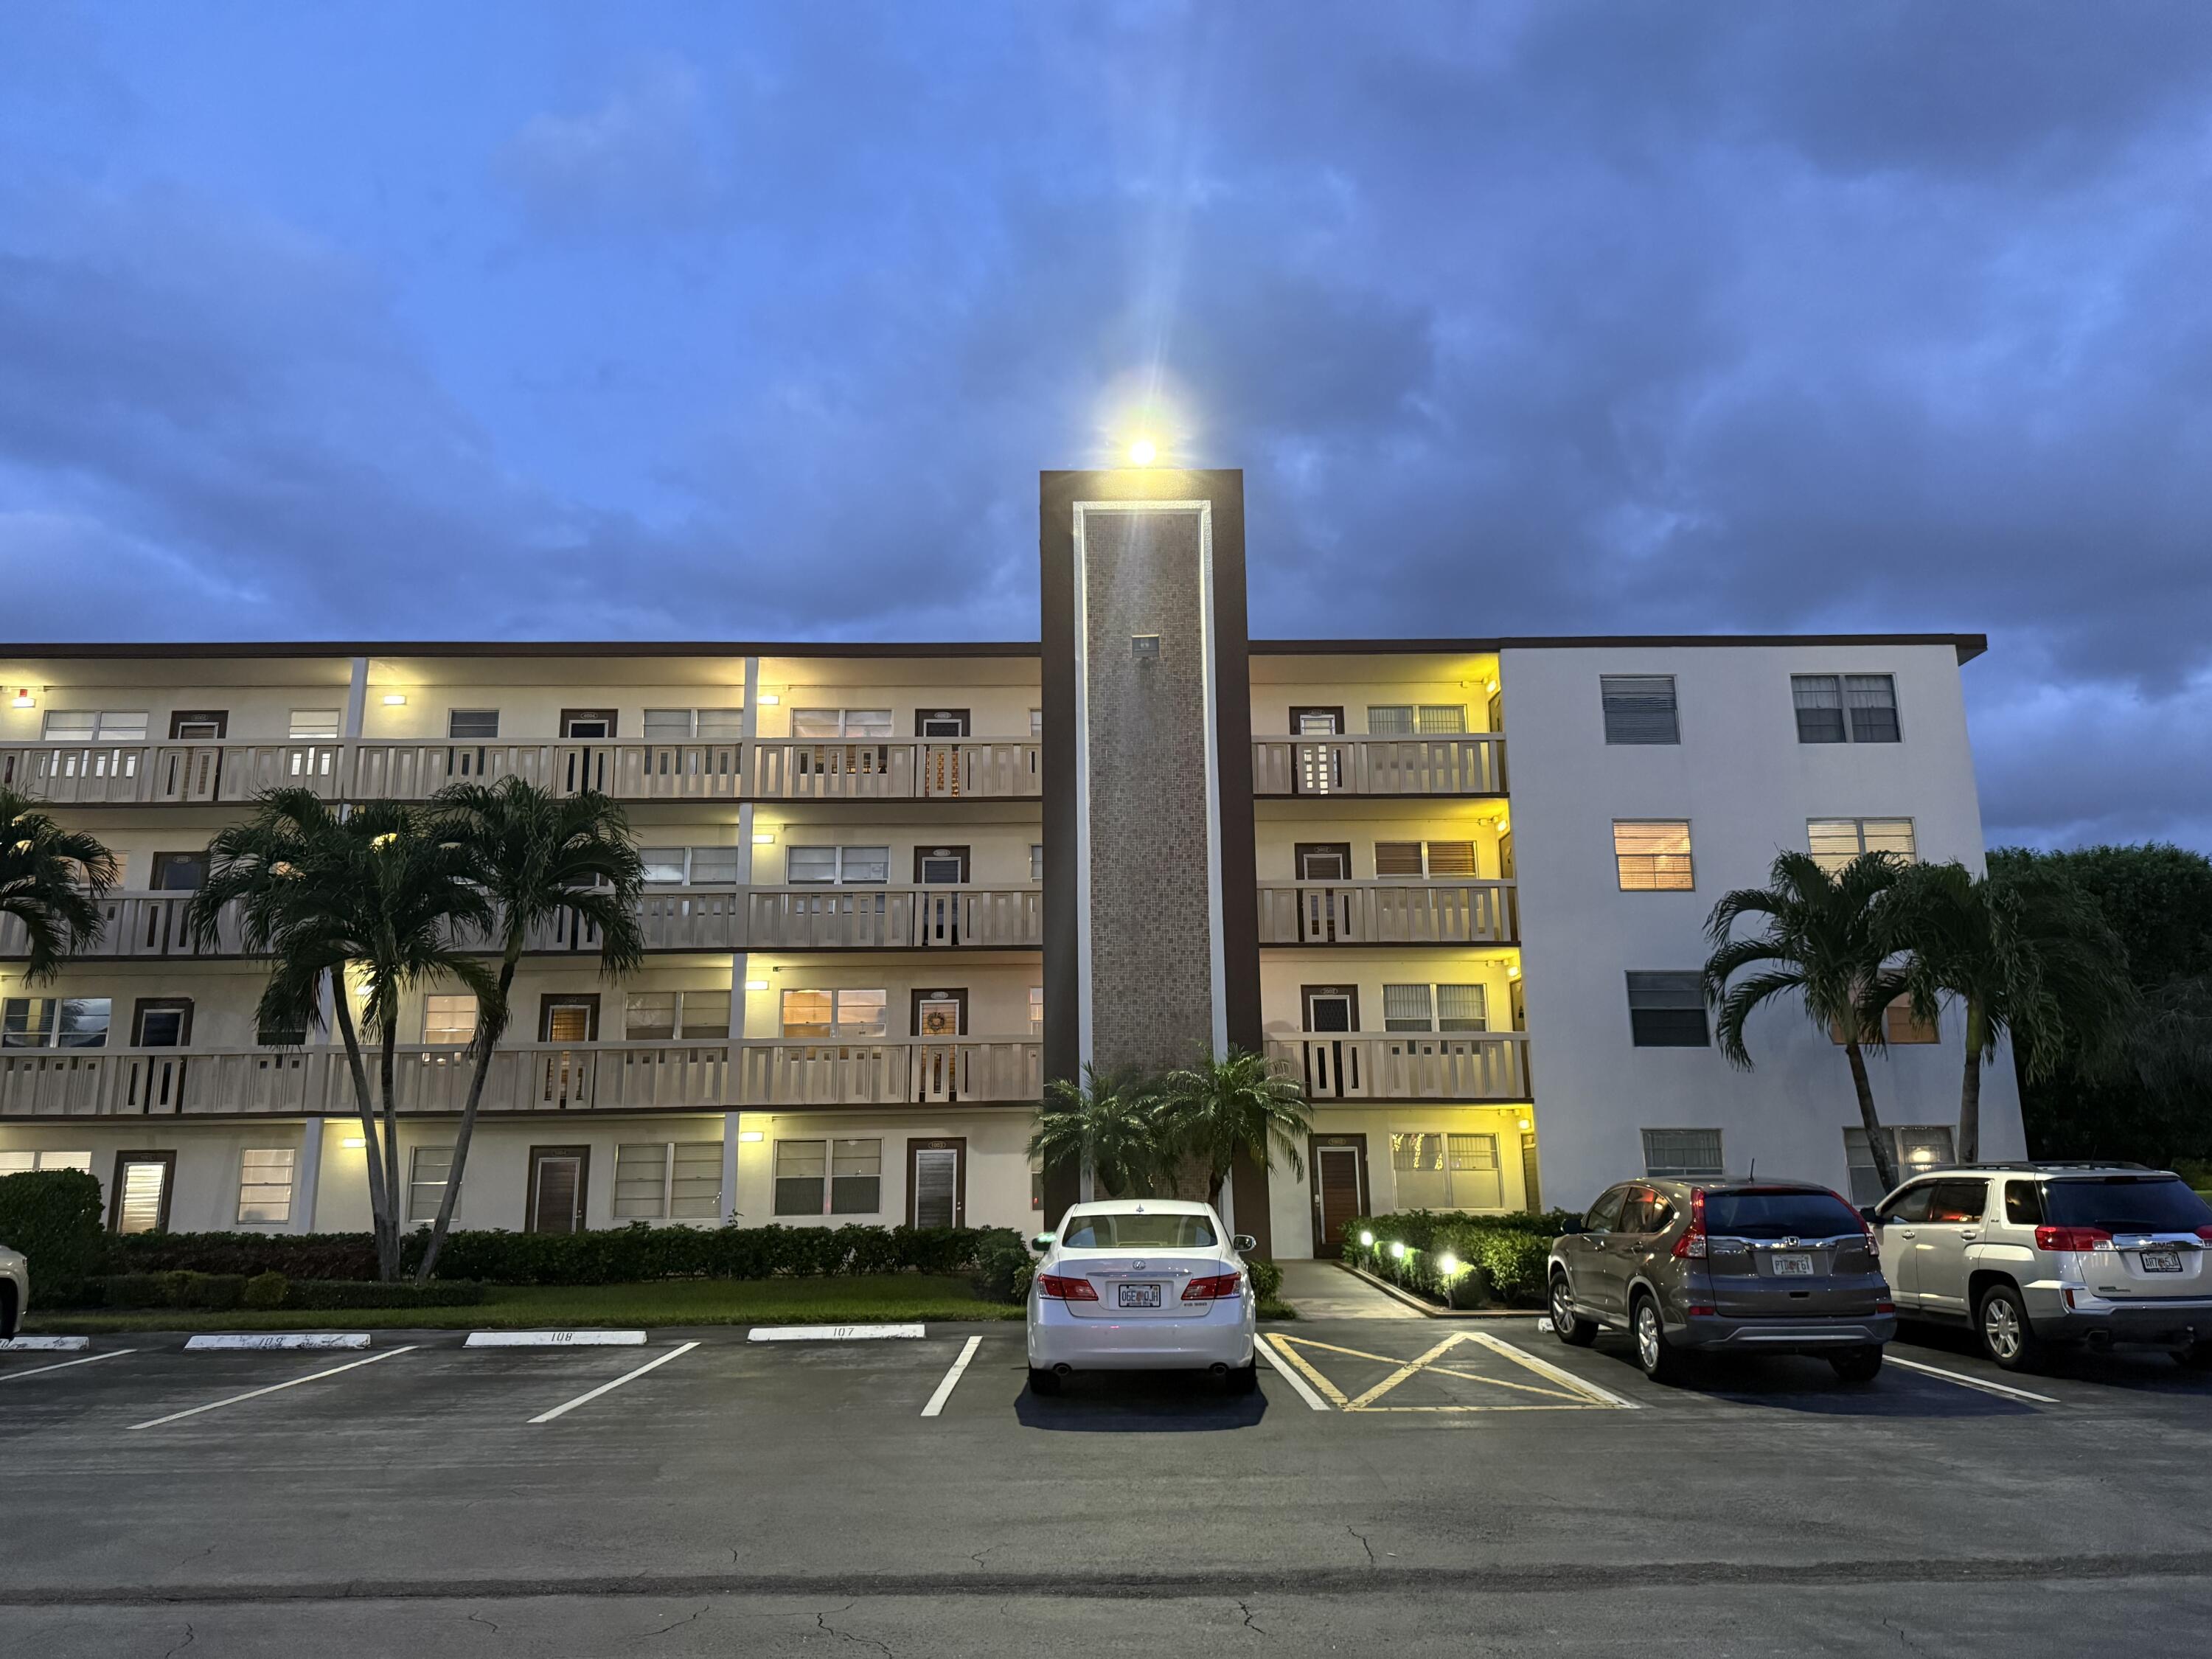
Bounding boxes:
[528,1145,590,1234]
[1309,1135,1368,1259]
[907,1138,966,1229]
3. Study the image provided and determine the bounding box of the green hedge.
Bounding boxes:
[93,1270,486,1311]
[275,1278,487,1310]
[111,1231,380,1280]
[0,1169,107,1299]
[1338,1210,1568,1309]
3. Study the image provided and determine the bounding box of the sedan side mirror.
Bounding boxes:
[1859,1208,1879,1224]
[1232,1234,1258,1253]
[1031,1233,1055,1253]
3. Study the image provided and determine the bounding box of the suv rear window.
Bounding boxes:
[1060,1213,1217,1248]
[2042,1178,2212,1234]
[1703,1189,1862,1239]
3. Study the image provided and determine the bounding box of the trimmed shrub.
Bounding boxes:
[243,1271,290,1310]
[969,1231,1033,1303]
[0,1169,107,1299]
[95,1271,248,1310]
[1246,1258,1284,1305]
[111,1231,380,1281]
[1338,1210,1566,1309]
[279,1279,485,1310]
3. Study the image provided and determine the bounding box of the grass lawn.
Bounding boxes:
[29,1275,1026,1334]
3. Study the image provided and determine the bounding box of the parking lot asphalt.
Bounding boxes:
[5,1317,2211,1656]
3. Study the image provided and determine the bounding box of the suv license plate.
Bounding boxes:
[2140,1248,2183,1273]
[1771,1253,1814,1276]
[1118,1283,1163,1309]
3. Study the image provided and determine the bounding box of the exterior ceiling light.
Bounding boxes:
[382,694,407,706]
[11,689,32,709]
[1127,437,1158,466]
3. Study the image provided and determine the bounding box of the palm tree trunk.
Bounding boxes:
[1958,997,1985,1164]
[378,1018,403,1282]
[417,951,517,1284]
[329,973,394,1276]
[1843,1039,1899,1194]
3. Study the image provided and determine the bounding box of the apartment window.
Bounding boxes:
[1029,986,1044,1033]
[1600,676,1678,745]
[613,1141,723,1220]
[448,709,500,740]
[43,710,148,742]
[289,709,341,740]
[1642,1128,1725,1178]
[625,990,731,1041]
[1382,984,1489,1033]
[0,1149,93,1175]
[773,1137,883,1216]
[640,846,742,886]
[1613,821,1694,891]
[1844,1125,1955,1206]
[1792,673,1899,745]
[790,709,893,740]
[785,845,890,885]
[1030,708,1043,737]
[407,1147,455,1223]
[423,995,478,1046]
[1391,1132,1503,1209]
[780,989,888,1039]
[1373,841,1479,879]
[2,997,112,1049]
[1807,818,1916,874]
[1368,705,1467,736]
[1029,844,1044,882]
[236,1148,296,1225]
[1626,972,1709,1047]
[258,1019,310,1048]
[1830,998,1940,1046]
[133,998,192,1047]
[644,708,744,740]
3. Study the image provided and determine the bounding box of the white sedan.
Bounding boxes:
[1026,1199,1259,1394]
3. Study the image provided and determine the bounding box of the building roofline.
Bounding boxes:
[0,631,1989,666]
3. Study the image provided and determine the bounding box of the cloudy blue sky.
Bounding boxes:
[1,2,2208,851]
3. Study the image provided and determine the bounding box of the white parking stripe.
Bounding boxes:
[920,1335,984,1417]
[1,1349,132,1382]
[527,1340,698,1425]
[1887,1354,2062,1405]
[1259,1336,1333,1411]
[128,1346,417,1430]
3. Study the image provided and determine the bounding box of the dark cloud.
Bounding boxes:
[0,2,2207,852]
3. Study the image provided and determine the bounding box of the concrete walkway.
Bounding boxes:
[1275,1258,1425,1319]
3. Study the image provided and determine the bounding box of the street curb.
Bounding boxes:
[1337,1260,1540,1321]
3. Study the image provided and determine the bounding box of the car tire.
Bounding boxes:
[1631,1293,1684,1385]
[2175,1342,2212,1372]
[1549,1276,1599,1347]
[1829,1346,1884,1383]
[1976,1284,2045,1372]
[0,1284,15,1343]
[1222,1361,1259,1396]
[1026,1366,1062,1396]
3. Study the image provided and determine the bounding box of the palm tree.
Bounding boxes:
[1152,1048,1312,1211]
[191,790,498,1280]
[414,778,644,1283]
[1029,1065,1164,1203]
[1872,860,2136,1162]
[1703,850,1910,1194]
[0,788,117,979]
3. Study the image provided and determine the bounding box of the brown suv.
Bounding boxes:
[1548,1179,1896,1384]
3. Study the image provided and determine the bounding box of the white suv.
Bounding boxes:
[1870,1163,2212,1371]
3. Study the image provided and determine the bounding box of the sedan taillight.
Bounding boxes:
[2034,1226,2114,1253]
[1181,1273,1243,1301]
[1036,1273,1099,1301]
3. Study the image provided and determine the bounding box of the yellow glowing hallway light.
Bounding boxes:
[1127,436,1158,466]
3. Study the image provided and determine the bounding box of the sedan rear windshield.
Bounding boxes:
[1703,1189,1861,1239]
[1060,1213,1217,1248]
[2043,1179,2212,1234]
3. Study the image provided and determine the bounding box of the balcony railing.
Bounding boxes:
[0,1040,732,1119]
[737,1038,1042,1107]
[1256,880,1519,945]
[1269,1033,1531,1102]
[748,740,1040,800]
[1252,735,1505,796]
[0,741,347,806]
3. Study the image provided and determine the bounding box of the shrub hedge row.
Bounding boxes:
[0,1170,107,1297]
[1338,1210,1570,1309]
[91,1270,487,1311]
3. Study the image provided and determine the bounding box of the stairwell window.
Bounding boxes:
[1642,1128,1725,1178]
[1613,821,1694,891]
[1600,676,1678,745]
[1808,818,1916,874]
[614,1141,723,1220]
[1793,674,1899,744]
[1625,972,1709,1047]
[1368,705,1467,735]
[236,1148,296,1225]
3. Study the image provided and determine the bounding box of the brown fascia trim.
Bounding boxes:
[1251,633,1990,665]
[0,632,1990,666]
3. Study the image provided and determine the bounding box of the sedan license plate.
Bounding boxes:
[2140,1248,2184,1273]
[1770,1253,1815,1276]
[1117,1283,1163,1309]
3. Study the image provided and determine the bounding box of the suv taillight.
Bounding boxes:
[1182,1273,1242,1301]
[2034,1226,2113,1253]
[1671,1187,1708,1259]
[1037,1273,1099,1301]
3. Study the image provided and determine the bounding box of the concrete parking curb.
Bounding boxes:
[748,1324,926,1342]
[464,1331,647,1347]
[184,1334,372,1352]
[0,1336,90,1352]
